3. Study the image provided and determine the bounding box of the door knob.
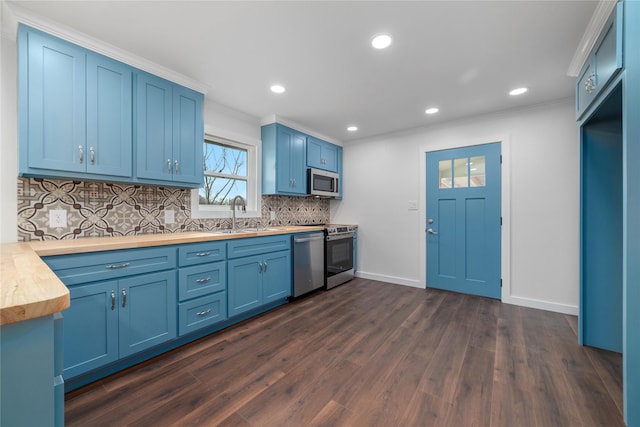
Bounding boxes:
[427,228,438,235]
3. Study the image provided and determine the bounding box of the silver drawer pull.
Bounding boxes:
[106,263,130,269]
[196,309,211,316]
[195,277,211,284]
[111,290,116,311]
[195,252,211,257]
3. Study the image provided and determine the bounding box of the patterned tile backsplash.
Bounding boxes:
[17,178,329,241]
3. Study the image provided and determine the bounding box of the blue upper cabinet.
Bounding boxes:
[307,136,338,173]
[19,25,132,180]
[576,3,623,119]
[87,55,133,177]
[18,25,203,188]
[135,72,203,187]
[135,72,174,182]
[19,26,88,175]
[262,123,307,195]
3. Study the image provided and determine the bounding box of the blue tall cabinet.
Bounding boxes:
[578,1,640,425]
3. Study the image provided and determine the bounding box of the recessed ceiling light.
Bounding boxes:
[425,107,439,115]
[509,87,528,96]
[371,34,392,49]
[347,126,358,132]
[270,84,286,94]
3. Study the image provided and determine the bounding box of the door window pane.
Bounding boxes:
[470,156,486,187]
[439,160,452,188]
[453,158,468,188]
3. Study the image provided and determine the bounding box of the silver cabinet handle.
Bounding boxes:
[167,159,172,174]
[427,228,438,235]
[195,277,211,283]
[106,263,130,269]
[90,147,95,165]
[121,289,127,308]
[258,262,263,273]
[111,290,116,311]
[585,73,596,94]
[79,145,84,164]
[174,160,179,173]
[196,309,211,316]
[263,261,268,272]
[195,252,211,257]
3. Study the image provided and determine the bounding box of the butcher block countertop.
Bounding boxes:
[0,226,323,326]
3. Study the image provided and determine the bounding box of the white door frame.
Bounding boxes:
[419,135,512,302]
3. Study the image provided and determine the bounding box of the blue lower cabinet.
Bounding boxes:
[228,254,263,316]
[64,280,119,378]
[1,315,59,427]
[178,292,227,336]
[228,250,291,317]
[262,250,291,304]
[62,270,177,378]
[118,271,177,358]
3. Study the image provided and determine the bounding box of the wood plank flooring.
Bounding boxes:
[65,278,624,427]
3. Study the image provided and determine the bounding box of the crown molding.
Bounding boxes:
[567,0,618,77]
[3,1,210,94]
[260,114,343,146]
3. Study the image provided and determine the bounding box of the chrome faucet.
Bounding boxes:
[230,195,246,231]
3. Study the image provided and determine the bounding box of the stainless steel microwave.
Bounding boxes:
[307,168,339,198]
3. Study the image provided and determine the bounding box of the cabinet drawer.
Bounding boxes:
[178,261,226,301]
[227,235,291,259]
[178,292,227,336]
[44,247,176,286]
[178,241,226,267]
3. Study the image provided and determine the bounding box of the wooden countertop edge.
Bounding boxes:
[0,227,324,326]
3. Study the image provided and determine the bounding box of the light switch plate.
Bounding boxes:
[408,200,419,210]
[164,209,175,224]
[49,210,67,228]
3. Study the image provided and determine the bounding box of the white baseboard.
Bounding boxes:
[355,271,422,288]
[502,295,579,316]
[355,271,579,316]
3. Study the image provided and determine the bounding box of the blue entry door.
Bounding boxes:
[426,143,501,299]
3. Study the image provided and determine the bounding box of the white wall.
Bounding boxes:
[331,99,580,314]
[1,24,19,244]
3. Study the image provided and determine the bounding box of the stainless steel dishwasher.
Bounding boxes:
[292,232,325,297]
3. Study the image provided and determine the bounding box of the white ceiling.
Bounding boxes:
[8,1,598,142]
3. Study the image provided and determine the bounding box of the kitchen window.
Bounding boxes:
[191,135,261,218]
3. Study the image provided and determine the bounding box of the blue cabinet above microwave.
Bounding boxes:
[261,122,343,198]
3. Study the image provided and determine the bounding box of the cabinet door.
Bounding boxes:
[306,136,324,170]
[172,85,204,185]
[63,281,119,378]
[275,126,307,194]
[228,255,262,316]
[86,54,132,177]
[135,72,174,182]
[262,250,292,303]
[307,136,338,172]
[118,271,177,358]
[21,28,86,173]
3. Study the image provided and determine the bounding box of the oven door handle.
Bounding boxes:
[326,233,355,241]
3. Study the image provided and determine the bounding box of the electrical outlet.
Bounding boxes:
[408,200,418,210]
[49,210,67,228]
[270,211,276,220]
[164,209,175,224]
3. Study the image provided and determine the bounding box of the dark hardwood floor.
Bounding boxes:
[65,278,624,427]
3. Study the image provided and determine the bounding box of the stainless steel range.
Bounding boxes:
[325,225,356,289]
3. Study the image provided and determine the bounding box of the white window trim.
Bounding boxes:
[191,133,262,219]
